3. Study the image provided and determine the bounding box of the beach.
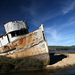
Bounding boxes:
[0,52,75,75]
[46,53,75,72]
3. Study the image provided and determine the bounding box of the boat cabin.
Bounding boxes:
[0,20,29,47]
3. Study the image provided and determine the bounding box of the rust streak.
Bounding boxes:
[19,38,23,44]
[21,38,26,48]
[11,43,15,48]
[27,32,33,46]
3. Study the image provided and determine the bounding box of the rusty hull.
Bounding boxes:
[0,25,50,65]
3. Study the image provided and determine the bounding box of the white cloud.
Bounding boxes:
[21,5,37,16]
[31,11,62,26]
[69,21,75,26]
[62,0,75,14]
[68,17,75,22]
[20,0,75,27]
[21,0,46,17]
[45,20,75,46]
[20,0,75,46]
[45,27,61,41]
[47,41,56,46]
[20,0,62,26]
[65,40,73,43]
[56,20,75,32]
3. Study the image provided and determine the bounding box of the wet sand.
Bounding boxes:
[46,53,75,72]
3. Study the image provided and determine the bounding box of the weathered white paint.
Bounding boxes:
[0,40,2,47]
[0,20,29,47]
[8,33,25,42]
[4,20,28,33]
[0,35,9,47]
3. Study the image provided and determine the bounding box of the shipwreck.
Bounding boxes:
[0,20,50,69]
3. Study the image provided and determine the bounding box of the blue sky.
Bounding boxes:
[0,0,75,46]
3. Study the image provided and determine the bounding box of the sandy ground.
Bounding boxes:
[46,53,75,71]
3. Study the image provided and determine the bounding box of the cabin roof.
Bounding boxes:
[3,20,24,26]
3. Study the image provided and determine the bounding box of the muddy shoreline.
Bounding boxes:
[46,53,75,72]
[0,52,75,74]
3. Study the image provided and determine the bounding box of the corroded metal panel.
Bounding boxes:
[4,20,28,33]
[0,25,50,65]
[0,35,9,47]
[0,25,49,55]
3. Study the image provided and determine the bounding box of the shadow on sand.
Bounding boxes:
[49,53,67,65]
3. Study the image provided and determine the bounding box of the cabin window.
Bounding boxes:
[11,29,28,37]
[11,32,15,37]
[16,31,20,36]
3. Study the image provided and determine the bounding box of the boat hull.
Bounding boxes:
[0,25,50,69]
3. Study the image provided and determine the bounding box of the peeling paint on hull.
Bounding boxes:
[0,25,50,69]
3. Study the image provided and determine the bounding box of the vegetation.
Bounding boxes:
[1,45,75,73]
[0,56,44,74]
[48,46,75,51]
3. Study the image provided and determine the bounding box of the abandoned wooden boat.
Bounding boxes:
[0,20,50,68]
